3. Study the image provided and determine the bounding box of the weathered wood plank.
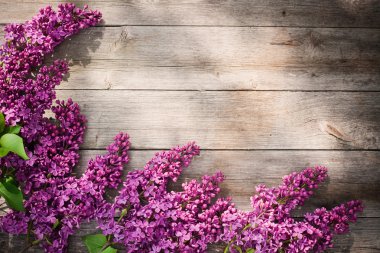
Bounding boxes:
[1,26,379,91]
[1,150,378,251]
[73,150,380,217]
[53,90,380,150]
[0,0,379,27]
[3,146,378,251]
[60,64,380,91]
[1,218,379,252]
[49,27,379,68]
[3,26,378,69]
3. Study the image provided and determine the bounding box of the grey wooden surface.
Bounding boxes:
[0,1,379,252]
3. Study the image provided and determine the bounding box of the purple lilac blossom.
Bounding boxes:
[95,154,363,253]
[96,143,235,252]
[217,166,363,253]
[0,4,101,136]
[0,4,132,253]
[1,132,130,252]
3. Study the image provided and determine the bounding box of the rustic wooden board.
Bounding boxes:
[54,64,380,93]
[47,27,379,68]
[2,26,378,91]
[3,26,379,68]
[53,90,380,150]
[1,150,378,251]
[1,219,379,252]
[69,150,380,217]
[2,26,380,91]
[60,64,380,91]
[1,1,379,252]
[0,0,379,27]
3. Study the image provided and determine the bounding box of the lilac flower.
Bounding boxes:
[96,143,235,252]
[95,155,363,253]
[303,200,363,252]
[217,166,363,253]
[1,133,130,252]
[0,4,100,135]
[0,4,132,253]
[250,166,328,222]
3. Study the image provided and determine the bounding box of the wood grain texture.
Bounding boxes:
[3,26,380,68]
[2,26,378,91]
[0,1,379,252]
[68,149,380,217]
[48,26,379,68]
[53,90,380,150]
[60,64,380,91]
[1,219,379,252]
[1,150,378,252]
[0,0,379,27]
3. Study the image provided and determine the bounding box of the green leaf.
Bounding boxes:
[102,247,117,253]
[0,177,25,211]
[83,234,117,253]
[0,113,4,133]
[83,234,107,253]
[0,133,28,160]
[6,125,21,134]
[246,249,255,253]
[0,147,9,157]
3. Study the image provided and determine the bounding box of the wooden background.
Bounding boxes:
[0,0,380,252]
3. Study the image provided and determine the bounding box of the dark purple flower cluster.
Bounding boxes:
[0,4,132,253]
[95,160,363,253]
[0,4,100,141]
[96,143,233,252]
[217,166,363,253]
[1,132,130,252]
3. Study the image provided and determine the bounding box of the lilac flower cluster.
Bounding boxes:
[217,166,364,253]
[0,4,101,142]
[0,4,133,253]
[1,133,130,251]
[95,158,363,253]
[96,143,231,252]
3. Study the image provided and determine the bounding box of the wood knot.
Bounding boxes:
[306,31,323,49]
[119,28,129,42]
[319,121,353,142]
[111,27,132,51]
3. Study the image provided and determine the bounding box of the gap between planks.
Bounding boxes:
[1,0,380,28]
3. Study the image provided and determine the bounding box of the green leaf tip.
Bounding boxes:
[0,133,29,160]
[83,234,117,253]
[0,177,25,211]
